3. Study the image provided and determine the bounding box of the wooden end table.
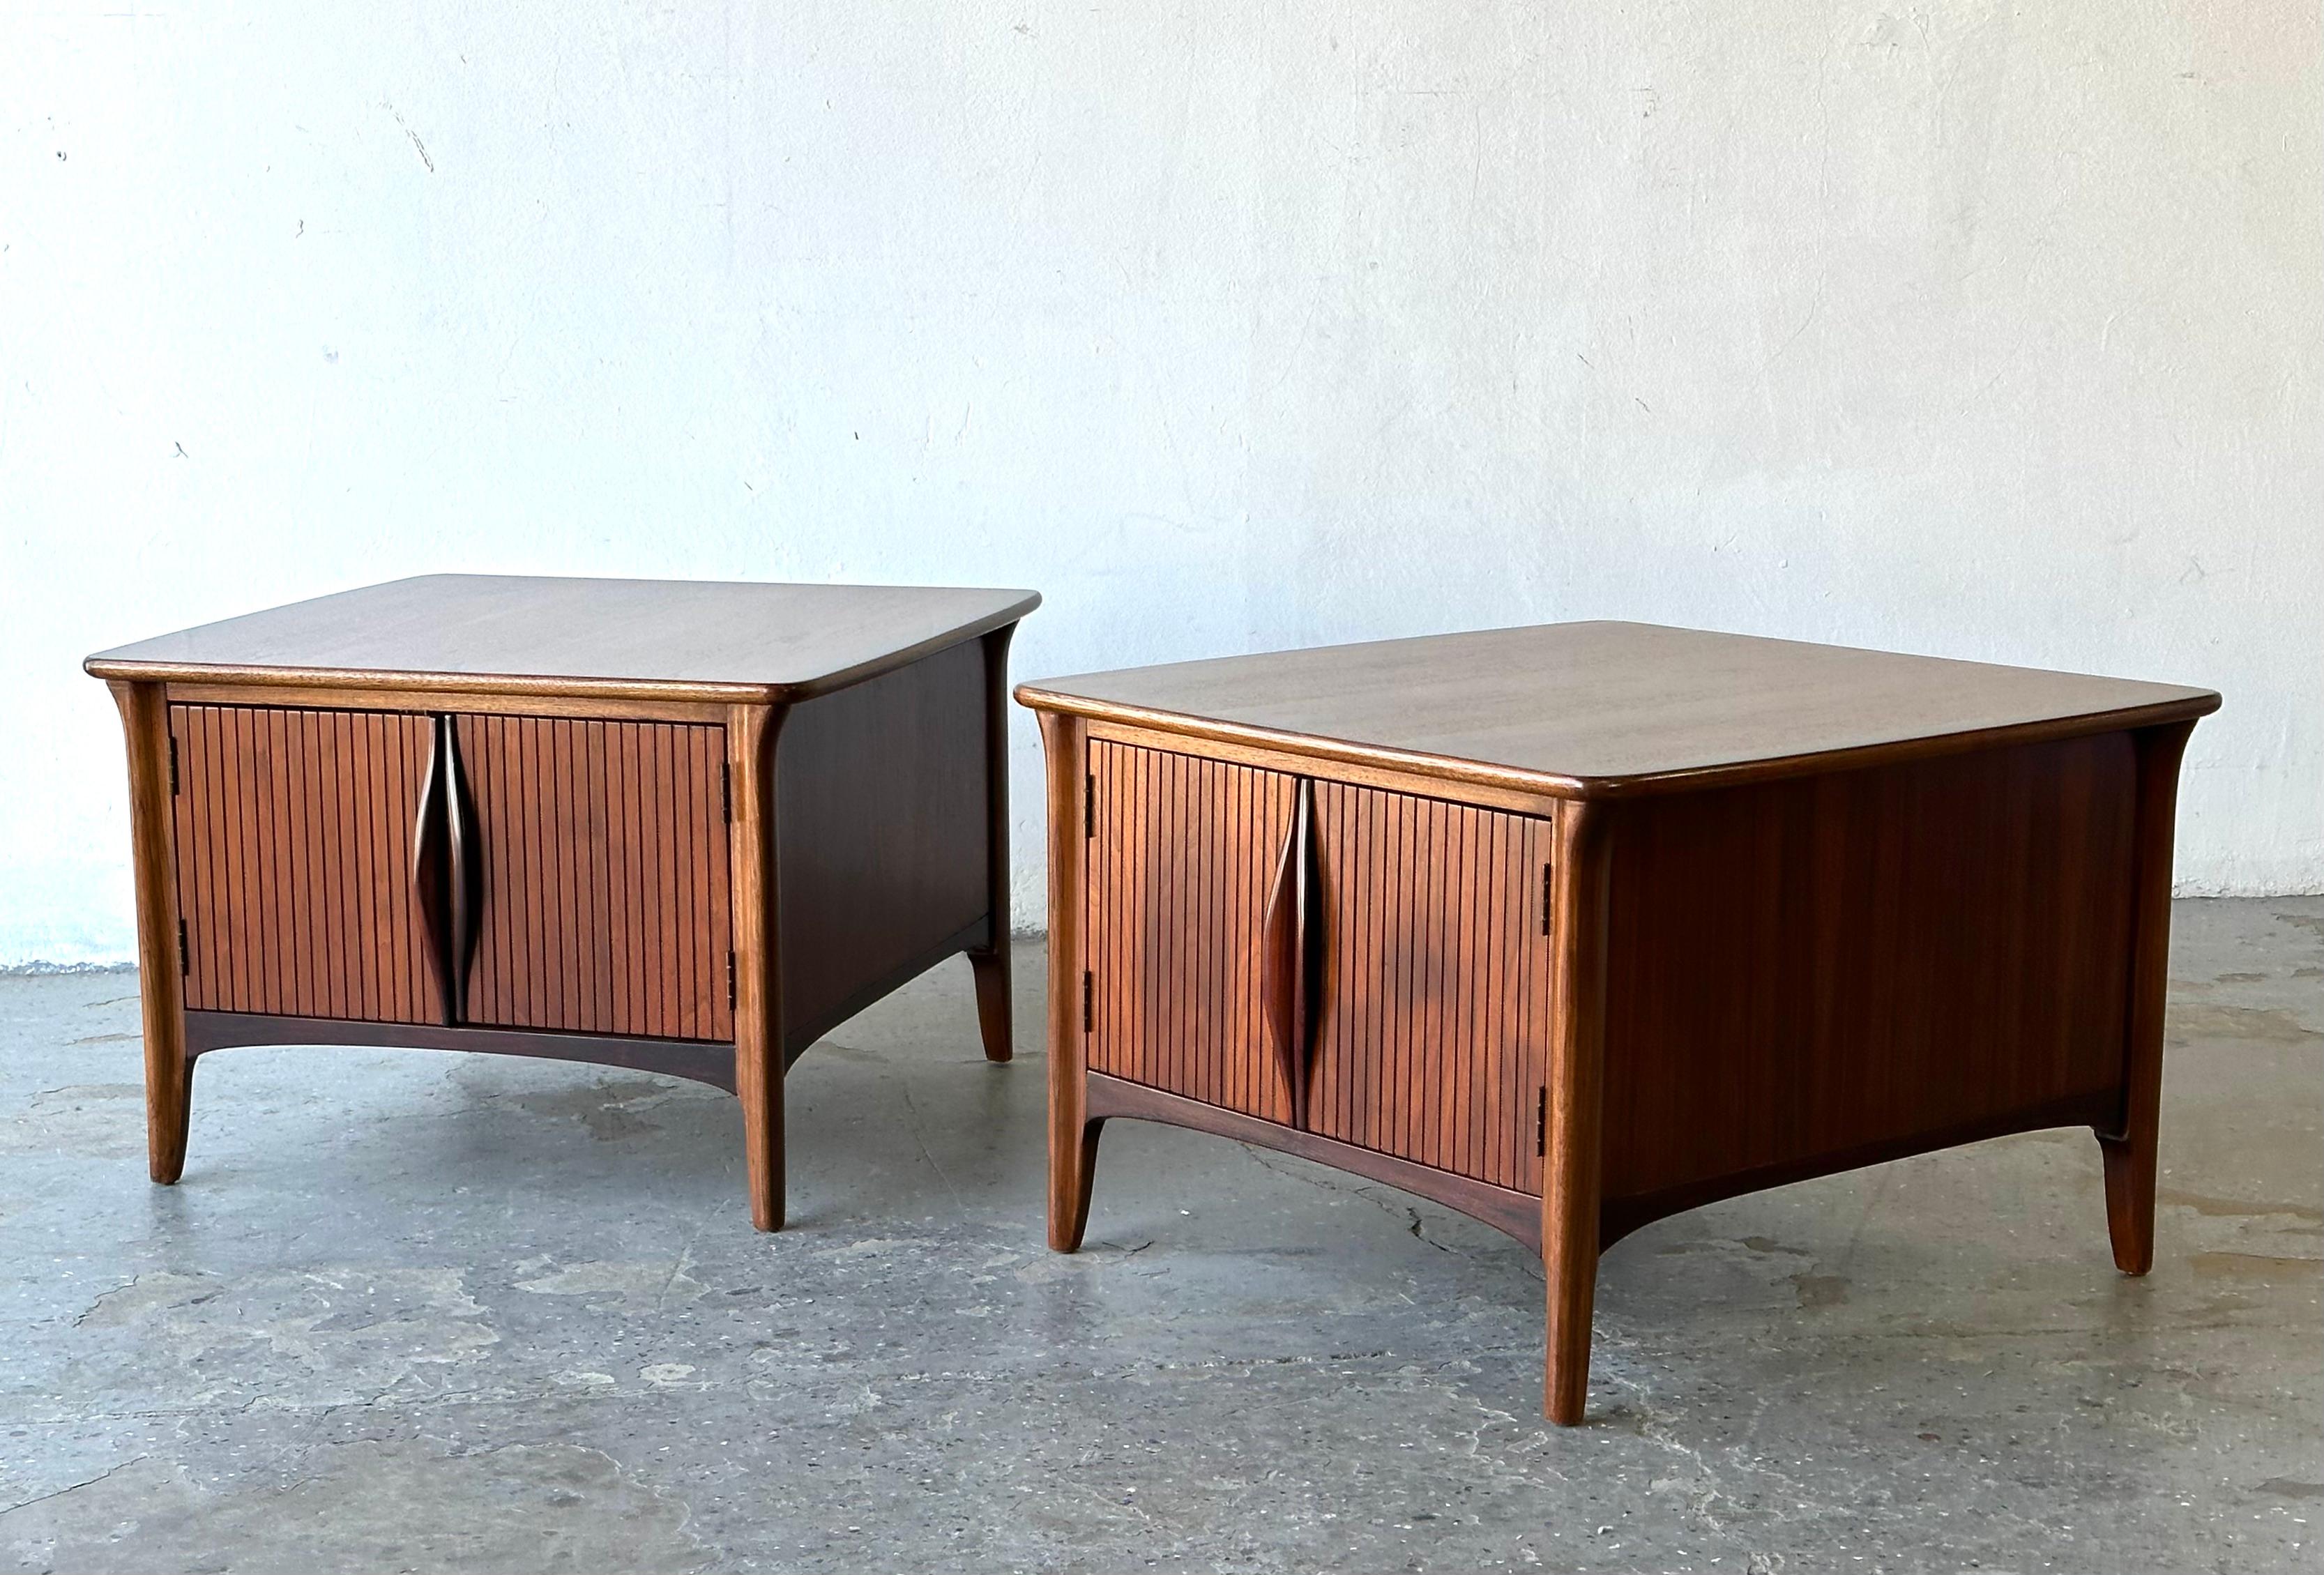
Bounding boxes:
[1015,621,2218,1422]
[88,575,1039,1230]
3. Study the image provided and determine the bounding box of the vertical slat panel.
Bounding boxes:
[347,711,374,1022]
[204,706,227,1011]
[709,723,735,1040]
[1304,777,1552,1193]
[318,713,349,1020]
[552,717,578,1030]
[674,722,698,1036]
[172,707,206,1008]
[245,706,271,1014]
[1083,740,1295,1125]
[606,721,632,1037]
[585,720,612,1035]
[172,707,208,1009]
[651,726,680,1036]
[522,717,548,1026]
[456,715,730,1042]
[278,709,312,1016]
[374,712,398,1024]
[166,704,434,1024]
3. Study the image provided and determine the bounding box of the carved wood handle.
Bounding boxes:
[411,717,455,1024]
[442,717,483,1009]
[411,715,484,1026]
[1260,778,1320,1129]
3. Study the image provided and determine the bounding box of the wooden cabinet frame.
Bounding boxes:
[1024,630,2212,1425]
[94,578,1034,1231]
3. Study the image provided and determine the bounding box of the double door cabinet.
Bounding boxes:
[1019,620,2219,1422]
[90,575,1040,1230]
[169,705,736,1043]
[1084,741,1556,1228]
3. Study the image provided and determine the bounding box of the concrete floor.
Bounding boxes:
[0,899,2316,1574]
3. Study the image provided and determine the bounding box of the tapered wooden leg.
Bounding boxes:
[144,1051,192,1186]
[740,1049,786,1232]
[2099,1134,2155,1275]
[1542,800,1613,1424]
[1036,710,1094,1252]
[108,680,192,1185]
[968,948,1013,1063]
[1053,1114,1104,1252]
[1543,1228,1599,1426]
[729,702,787,1231]
[2097,720,2192,1276]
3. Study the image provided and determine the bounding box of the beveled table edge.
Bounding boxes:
[86,593,1041,706]
[1012,684,2222,801]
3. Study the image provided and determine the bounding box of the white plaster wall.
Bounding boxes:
[3,2,2318,965]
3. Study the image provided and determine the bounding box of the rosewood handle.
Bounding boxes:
[411,717,455,1023]
[411,715,484,1024]
[442,717,483,1009]
[1260,778,1321,1128]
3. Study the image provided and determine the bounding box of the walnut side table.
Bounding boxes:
[1016,621,2218,1422]
[88,575,1039,1230]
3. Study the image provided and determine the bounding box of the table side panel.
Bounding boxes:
[457,714,734,1042]
[170,703,441,1024]
[1600,730,2140,1208]
[773,638,993,1053]
[1086,739,1298,1123]
[1309,780,1554,1193]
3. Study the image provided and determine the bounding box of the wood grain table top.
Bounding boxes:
[1017,621,2219,799]
[86,575,1041,703]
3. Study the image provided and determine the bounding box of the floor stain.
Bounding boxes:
[2157,1188,2324,1224]
[509,1079,676,1141]
[516,1259,708,1309]
[2166,1003,2321,1047]
[810,1040,887,1066]
[2189,1251,2323,1281]
[1791,1274,1851,1309]
[2256,1478,2324,1499]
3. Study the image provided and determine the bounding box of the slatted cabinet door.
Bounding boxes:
[455,715,735,1043]
[1085,739,1298,1122]
[170,704,442,1024]
[1306,783,1554,1194]
[1086,740,1554,1185]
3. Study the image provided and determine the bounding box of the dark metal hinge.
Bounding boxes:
[727,952,737,1010]
[1535,1087,1547,1156]
[1540,862,1554,937]
[177,919,190,976]
[1081,970,1093,1033]
[1084,775,1095,838]
[721,762,732,823]
[168,735,179,796]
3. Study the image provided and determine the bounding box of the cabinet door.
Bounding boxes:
[170,704,442,1024]
[455,715,734,1042]
[1084,739,1298,1121]
[1085,738,1554,1193]
[1307,782,1554,1193]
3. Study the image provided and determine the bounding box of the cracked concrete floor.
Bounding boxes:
[1,898,2316,1574]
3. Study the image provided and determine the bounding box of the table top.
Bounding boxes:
[1016,621,2219,798]
[86,575,1040,703]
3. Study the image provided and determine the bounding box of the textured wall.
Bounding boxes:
[3,3,2318,964]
